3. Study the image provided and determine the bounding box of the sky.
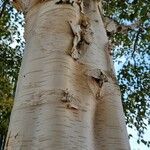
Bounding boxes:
[114,60,150,150]
[128,127,150,150]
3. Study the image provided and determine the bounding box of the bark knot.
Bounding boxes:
[85,67,108,100]
[85,68,108,88]
[61,89,80,110]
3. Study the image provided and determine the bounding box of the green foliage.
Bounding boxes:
[0,98,12,135]
[103,0,150,146]
[0,0,23,139]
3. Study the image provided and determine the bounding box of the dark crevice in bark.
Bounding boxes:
[55,0,74,6]
[84,67,109,100]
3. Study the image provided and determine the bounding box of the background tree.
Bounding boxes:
[0,0,23,148]
[102,0,150,146]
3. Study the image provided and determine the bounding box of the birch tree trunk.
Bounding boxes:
[5,0,130,149]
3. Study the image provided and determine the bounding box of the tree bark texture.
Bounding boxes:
[5,0,130,149]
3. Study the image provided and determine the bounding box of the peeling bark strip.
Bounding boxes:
[61,89,80,110]
[76,0,84,14]
[6,0,130,149]
[68,20,82,59]
[67,0,93,60]
[104,40,113,55]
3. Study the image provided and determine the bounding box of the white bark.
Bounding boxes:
[6,0,130,149]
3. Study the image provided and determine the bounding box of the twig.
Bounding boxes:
[131,27,142,57]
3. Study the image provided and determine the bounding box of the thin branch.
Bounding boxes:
[131,27,143,57]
